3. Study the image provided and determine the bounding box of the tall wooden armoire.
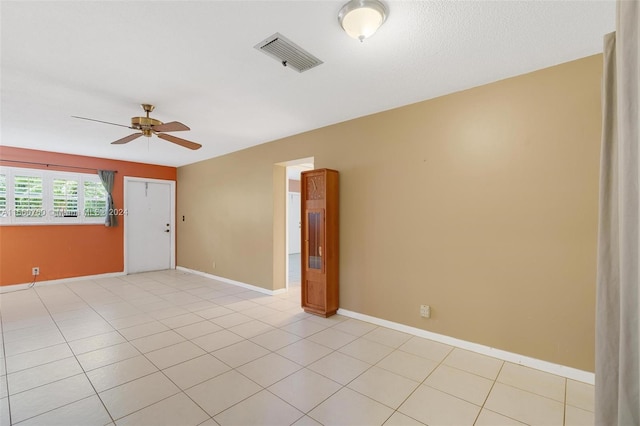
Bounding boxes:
[300,168,339,317]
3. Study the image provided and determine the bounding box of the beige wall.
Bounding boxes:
[178,55,602,371]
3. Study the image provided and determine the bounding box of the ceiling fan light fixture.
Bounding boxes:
[338,0,387,42]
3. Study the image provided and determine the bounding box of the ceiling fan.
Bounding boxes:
[72,104,202,150]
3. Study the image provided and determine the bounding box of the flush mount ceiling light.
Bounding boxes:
[338,0,387,42]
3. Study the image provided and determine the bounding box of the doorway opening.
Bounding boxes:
[285,159,313,290]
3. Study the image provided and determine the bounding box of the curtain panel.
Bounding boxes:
[98,170,118,227]
[595,1,640,424]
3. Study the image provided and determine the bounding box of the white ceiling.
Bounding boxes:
[1,1,615,168]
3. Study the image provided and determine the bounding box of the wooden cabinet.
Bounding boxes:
[300,169,339,317]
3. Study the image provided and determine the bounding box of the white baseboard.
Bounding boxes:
[0,271,126,293]
[337,308,595,385]
[176,266,287,296]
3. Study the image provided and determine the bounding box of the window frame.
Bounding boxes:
[0,166,108,226]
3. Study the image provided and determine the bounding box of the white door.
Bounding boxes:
[126,179,174,273]
[288,192,301,254]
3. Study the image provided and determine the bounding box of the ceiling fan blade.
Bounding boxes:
[157,133,202,150]
[72,116,133,129]
[152,121,190,132]
[111,133,143,145]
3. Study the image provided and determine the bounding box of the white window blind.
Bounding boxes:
[13,174,44,218]
[0,166,108,225]
[84,180,108,217]
[53,178,79,217]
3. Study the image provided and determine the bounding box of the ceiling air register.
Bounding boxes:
[254,33,323,73]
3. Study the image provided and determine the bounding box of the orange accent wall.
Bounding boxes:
[0,146,177,286]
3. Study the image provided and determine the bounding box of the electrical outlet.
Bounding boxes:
[32,267,40,276]
[212,261,216,269]
[420,304,431,318]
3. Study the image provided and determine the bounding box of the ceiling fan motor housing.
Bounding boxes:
[132,116,162,137]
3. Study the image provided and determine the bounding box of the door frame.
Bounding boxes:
[123,176,176,274]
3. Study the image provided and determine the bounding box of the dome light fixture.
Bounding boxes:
[338,0,387,42]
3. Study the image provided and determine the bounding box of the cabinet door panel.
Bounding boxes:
[305,279,325,309]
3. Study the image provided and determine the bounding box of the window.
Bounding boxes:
[13,173,44,220]
[53,178,79,217]
[0,174,6,218]
[0,167,108,225]
[84,181,108,218]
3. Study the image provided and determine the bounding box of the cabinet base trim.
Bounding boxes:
[336,308,594,384]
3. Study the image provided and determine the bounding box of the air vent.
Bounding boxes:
[254,33,323,73]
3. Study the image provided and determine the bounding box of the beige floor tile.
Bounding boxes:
[149,306,190,320]
[196,419,218,426]
[9,374,96,423]
[4,332,66,357]
[17,395,112,426]
[119,321,169,340]
[68,331,126,355]
[7,357,83,395]
[348,366,420,409]
[291,415,322,426]
[268,368,341,412]
[443,348,504,380]
[250,329,301,351]
[130,330,186,353]
[99,372,180,420]
[196,306,235,320]
[209,312,253,328]
[474,408,527,425]
[281,319,328,338]
[2,323,60,343]
[307,327,358,350]
[308,351,371,385]
[116,393,209,426]
[484,382,564,425]
[362,327,412,349]
[332,319,378,336]
[304,314,348,327]
[159,312,206,329]
[566,379,594,412]
[338,338,395,364]
[261,311,308,327]
[214,390,303,426]
[309,387,394,426]
[186,370,261,416]
[424,364,493,405]
[383,411,426,425]
[224,300,261,312]
[497,363,566,402]
[163,354,230,390]
[241,305,281,319]
[237,353,301,387]
[228,320,276,338]
[376,350,439,382]
[86,355,158,392]
[399,384,480,426]
[398,337,453,362]
[174,321,223,340]
[108,313,155,330]
[565,404,594,426]
[0,397,7,426]
[0,377,6,399]
[192,329,245,352]
[77,342,141,371]
[213,340,270,368]
[146,341,206,369]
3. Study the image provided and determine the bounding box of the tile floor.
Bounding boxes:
[0,270,594,425]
